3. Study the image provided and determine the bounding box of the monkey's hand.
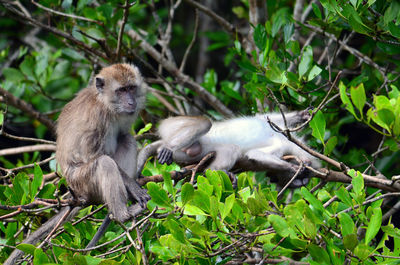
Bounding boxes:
[157,147,173,165]
[287,163,311,188]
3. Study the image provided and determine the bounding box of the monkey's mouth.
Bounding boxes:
[121,109,136,115]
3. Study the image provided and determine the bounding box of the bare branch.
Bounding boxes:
[0,144,55,156]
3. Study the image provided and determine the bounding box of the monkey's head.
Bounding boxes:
[95,63,146,115]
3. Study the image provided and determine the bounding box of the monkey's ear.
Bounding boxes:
[96,77,105,92]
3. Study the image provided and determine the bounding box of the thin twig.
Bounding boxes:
[116,0,131,61]
[0,130,55,145]
[179,9,199,72]
[31,0,103,25]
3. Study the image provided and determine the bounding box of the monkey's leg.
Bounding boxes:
[207,144,242,171]
[158,116,212,164]
[114,135,150,206]
[92,155,132,222]
[245,148,307,187]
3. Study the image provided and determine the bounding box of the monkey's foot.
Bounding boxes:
[158,147,173,165]
[132,187,150,209]
[110,210,132,223]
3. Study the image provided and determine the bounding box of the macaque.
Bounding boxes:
[56,63,149,222]
[137,110,320,186]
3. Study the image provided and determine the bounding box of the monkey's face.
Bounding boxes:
[95,64,145,115]
[114,85,138,114]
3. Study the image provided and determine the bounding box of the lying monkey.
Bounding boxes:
[138,109,320,186]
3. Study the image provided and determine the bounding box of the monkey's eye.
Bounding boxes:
[118,87,128,93]
[127,85,137,91]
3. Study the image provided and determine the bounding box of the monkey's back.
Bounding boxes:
[202,116,279,151]
[56,87,113,190]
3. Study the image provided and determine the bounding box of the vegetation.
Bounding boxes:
[1,0,400,264]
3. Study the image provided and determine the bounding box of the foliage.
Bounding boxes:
[1,0,400,264]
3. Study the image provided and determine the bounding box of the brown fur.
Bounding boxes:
[56,64,149,222]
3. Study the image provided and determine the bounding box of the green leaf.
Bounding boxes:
[388,22,400,38]
[3,68,25,83]
[301,187,325,218]
[19,56,35,81]
[147,182,172,209]
[309,110,326,143]
[181,183,194,206]
[283,23,294,44]
[33,247,49,265]
[339,82,356,118]
[354,243,372,260]
[268,214,297,238]
[162,171,173,196]
[180,217,212,237]
[324,136,337,156]
[365,207,382,245]
[336,186,353,206]
[351,170,364,197]
[384,1,400,25]
[16,243,36,255]
[253,24,267,50]
[271,8,290,37]
[0,111,3,126]
[343,234,358,251]
[31,164,43,199]
[377,109,395,128]
[220,193,235,221]
[308,244,331,264]
[192,190,210,213]
[164,218,186,243]
[374,95,392,110]
[77,0,93,10]
[246,197,266,215]
[350,83,366,119]
[137,123,152,135]
[312,3,322,19]
[183,204,207,216]
[338,212,355,236]
[298,46,313,79]
[307,65,322,81]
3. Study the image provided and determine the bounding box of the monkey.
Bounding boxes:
[56,63,150,222]
[137,109,320,187]
[3,64,150,264]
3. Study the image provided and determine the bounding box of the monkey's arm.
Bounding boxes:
[157,116,211,164]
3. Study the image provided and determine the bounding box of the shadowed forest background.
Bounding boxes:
[1,0,400,264]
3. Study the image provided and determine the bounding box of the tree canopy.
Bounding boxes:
[1,0,400,264]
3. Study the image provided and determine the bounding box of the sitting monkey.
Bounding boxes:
[56,63,150,222]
